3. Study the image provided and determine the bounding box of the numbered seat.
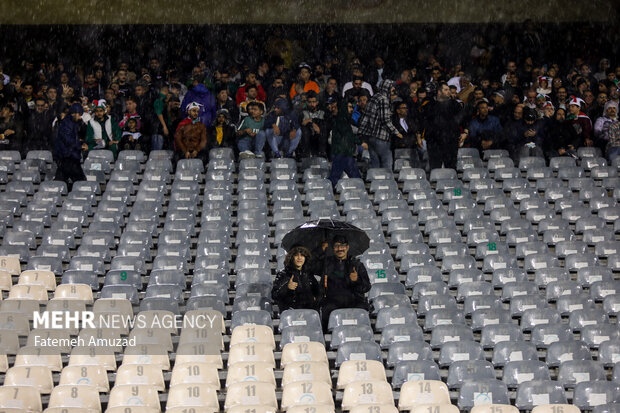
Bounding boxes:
[107,384,160,411]
[282,381,335,411]
[0,385,42,412]
[573,381,620,410]
[531,405,580,413]
[502,360,550,389]
[399,380,450,410]
[458,380,510,410]
[282,361,331,387]
[166,384,219,412]
[59,364,109,392]
[47,384,101,412]
[224,381,278,410]
[341,380,393,410]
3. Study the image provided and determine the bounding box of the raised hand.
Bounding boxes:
[287,274,298,290]
[349,267,358,282]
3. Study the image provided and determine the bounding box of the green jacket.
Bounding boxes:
[330,102,360,157]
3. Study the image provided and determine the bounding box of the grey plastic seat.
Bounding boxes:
[447,360,495,389]
[524,253,560,272]
[591,165,617,179]
[506,291,545,312]
[503,360,550,389]
[279,309,322,332]
[479,323,523,348]
[379,324,424,349]
[27,256,63,275]
[529,324,573,349]
[546,340,592,367]
[568,308,608,331]
[467,299,507,324]
[139,297,180,315]
[100,285,139,305]
[557,360,607,389]
[519,156,546,171]
[495,167,522,180]
[335,341,382,367]
[599,206,620,222]
[229,310,272,330]
[371,294,411,315]
[375,306,417,332]
[573,381,620,410]
[435,243,469,261]
[515,380,568,410]
[366,168,393,181]
[491,268,527,288]
[457,380,510,410]
[546,281,582,303]
[492,341,538,367]
[405,266,443,288]
[430,325,473,349]
[516,241,549,259]
[330,325,373,350]
[148,270,186,290]
[521,308,562,331]
[190,284,229,303]
[185,296,226,315]
[482,252,518,272]
[456,282,493,301]
[391,360,441,388]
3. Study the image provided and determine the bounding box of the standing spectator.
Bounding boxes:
[271,246,321,312]
[53,103,86,190]
[594,100,618,149]
[328,99,367,187]
[358,79,402,171]
[174,102,208,164]
[315,235,371,331]
[25,97,54,151]
[152,85,170,151]
[392,101,422,168]
[566,96,593,147]
[423,83,463,170]
[85,100,121,157]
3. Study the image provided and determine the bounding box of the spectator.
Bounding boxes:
[0,104,24,154]
[53,103,86,190]
[315,235,371,331]
[514,107,546,161]
[181,83,216,128]
[235,70,266,105]
[25,97,53,152]
[566,96,593,147]
[594,100,618,148]
[358,79,402,171]
[299,90,328,158]
[328,98,367,187]
[605,120,620,162]
[423,82,463,170]
[214,85,238,124]
[259,98,301,159]
[152,85,170,151]
[207,109,236,152]
[118,118,143,151]
[544,107,580,159]
[174,101,208,164]
[319,77,339,108]
[392,101,423,168]
[85,99,121,157]
[466,100,503,151]
[290,62,320,99]
[236,101,266,159]
[271,246,321,312]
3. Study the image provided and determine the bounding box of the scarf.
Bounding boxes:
[89,116,112,141]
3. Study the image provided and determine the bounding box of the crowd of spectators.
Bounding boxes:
[0,22,618,187]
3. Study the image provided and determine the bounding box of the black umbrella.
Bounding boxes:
[281,219,370,257]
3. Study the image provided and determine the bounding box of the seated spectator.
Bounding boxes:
[174,102,207,164]
[566,96,593,147]
[85,99,121,157]
[207,109,236,152]
[466,99,503,151]
[238,84,263,121]
[236,101,266,159]
[258,98,301,159]
[235,70,266,105]
[544,107,580,159]
[181,83,216,129]
[299,90,328,158]
[319,77,339,108]
[0,103,24,154]
[514,107,546,161]
[605,120,620,162]
[593,100,618,149]
[271,246,321,312]
[314,235,371,331]
[290,62,320,99]
[214,85,238,124]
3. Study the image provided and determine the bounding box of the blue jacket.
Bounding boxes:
[181,84,216,127]
[54,115,83,160]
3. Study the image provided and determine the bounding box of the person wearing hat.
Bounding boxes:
[53,103,87,190]
[594,100,618,148]
[271,246,321,312]
[174,101,207,163]
[314,235,371,331]
[290,63,320,99]
[85,99,121,157]
[566,96,593,147]
[513,106,546,161]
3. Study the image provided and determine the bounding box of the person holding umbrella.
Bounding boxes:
[316,235,371,331]
[271,246,321,312]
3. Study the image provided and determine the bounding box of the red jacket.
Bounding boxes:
[235,84,266,105]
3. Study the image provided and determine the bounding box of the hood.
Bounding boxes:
[378,79,395,96]
[192,83,211,95]
[604,100,618,114]
[274,98,290,112]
